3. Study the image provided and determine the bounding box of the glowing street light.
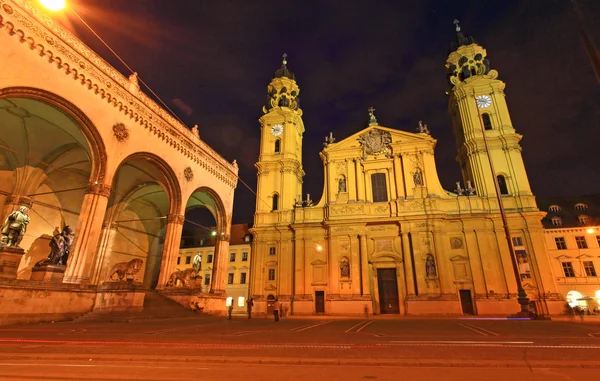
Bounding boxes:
[39,0,67,11]
[211,231,217,237]
[587,228,595,234]
[315,244,323,252]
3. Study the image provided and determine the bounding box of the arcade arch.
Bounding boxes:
[0,90,106,279]
[93,153,181,289]
[179,186,229,293]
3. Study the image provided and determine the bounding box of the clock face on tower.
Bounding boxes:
[271,124,283,136]
[475,95,492,109]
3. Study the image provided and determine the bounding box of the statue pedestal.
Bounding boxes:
[94,281,146,313]
[0,246,25,279]
[30,264,66,283]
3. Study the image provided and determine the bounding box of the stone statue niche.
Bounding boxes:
[425,254,437,279]
[340,257,350,278]
[338,176,347,193]
[0,206,31,248]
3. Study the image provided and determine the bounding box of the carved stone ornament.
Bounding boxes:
[167,268,200,288]
[112,123,129,142]
[357,129,392,159]
[107,259,144,282]
[86,182,112,197]
[450,237,463,249]
[184,167,194,182]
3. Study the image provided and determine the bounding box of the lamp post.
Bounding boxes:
[474,92,530,316]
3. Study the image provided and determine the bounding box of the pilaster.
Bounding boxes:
[210,233,230,294]
[156,214,185,288]
[63,183,111,284]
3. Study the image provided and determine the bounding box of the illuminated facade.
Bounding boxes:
[539,196,600,313]
[0,0,236,323]
[178,224,252,315]
[249,24,564,316]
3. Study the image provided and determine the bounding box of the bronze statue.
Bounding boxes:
[34,226,74,267]
[1,206,30,248]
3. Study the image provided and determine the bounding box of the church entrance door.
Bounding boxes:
[315,291,325,314]
[377,268,400,314]
[459,290,474,315]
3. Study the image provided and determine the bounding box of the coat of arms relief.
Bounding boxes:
[357,129,392,159]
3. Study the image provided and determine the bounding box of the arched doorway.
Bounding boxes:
[0,91,105,279]
[179,187,227,293]
[95,154,180,289]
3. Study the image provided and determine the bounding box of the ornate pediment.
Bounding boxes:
[265,284,277,291]
[358,129,392,159]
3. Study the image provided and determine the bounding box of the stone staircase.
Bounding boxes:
[74,291,201,323]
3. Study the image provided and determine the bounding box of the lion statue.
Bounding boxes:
[107,258,144,282]
[167,268,200,288]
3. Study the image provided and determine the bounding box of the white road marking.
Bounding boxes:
[459,323,498,336]
[291,321,332,332]
[0,362,210,370]
[355,321,373,333]
[345,321,370,333]
[381,341,600,349]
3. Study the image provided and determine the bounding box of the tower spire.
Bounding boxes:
[449,19,477,53]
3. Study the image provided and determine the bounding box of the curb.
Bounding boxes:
[1,353,600,369]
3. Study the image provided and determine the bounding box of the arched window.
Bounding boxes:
[274,139,281,154]
[575,203,588,212]
[549,205,561,212]
[272,193,279,211]
[482,113,492,130]
[497,175,509,195]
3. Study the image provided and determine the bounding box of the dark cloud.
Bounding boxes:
[63,0,600,224]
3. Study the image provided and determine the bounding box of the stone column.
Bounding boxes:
[210,234,230,294]
[393,155,405,199]
[401,231,415,295]
[156,214,185,288]
[90,221,118,284]
[329,235,340,295]
[63,183,111,284]
[294,238,305,296]
[355,159,365,202]
[359,234,370,296]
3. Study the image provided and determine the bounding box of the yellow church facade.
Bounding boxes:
[249,26,563,316]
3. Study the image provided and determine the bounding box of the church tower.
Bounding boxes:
[255,54,305,215]
[446,21,534,204]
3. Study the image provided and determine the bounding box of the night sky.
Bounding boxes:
[55,0,600,227]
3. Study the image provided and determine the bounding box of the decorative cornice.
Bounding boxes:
[0,0,238,189]
[167,214,185,225]
[85,182,111,197]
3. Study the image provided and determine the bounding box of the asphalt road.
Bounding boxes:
[1,315,599,380]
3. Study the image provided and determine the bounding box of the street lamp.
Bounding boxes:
[39,0,66,11]
[474,92,530,316]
